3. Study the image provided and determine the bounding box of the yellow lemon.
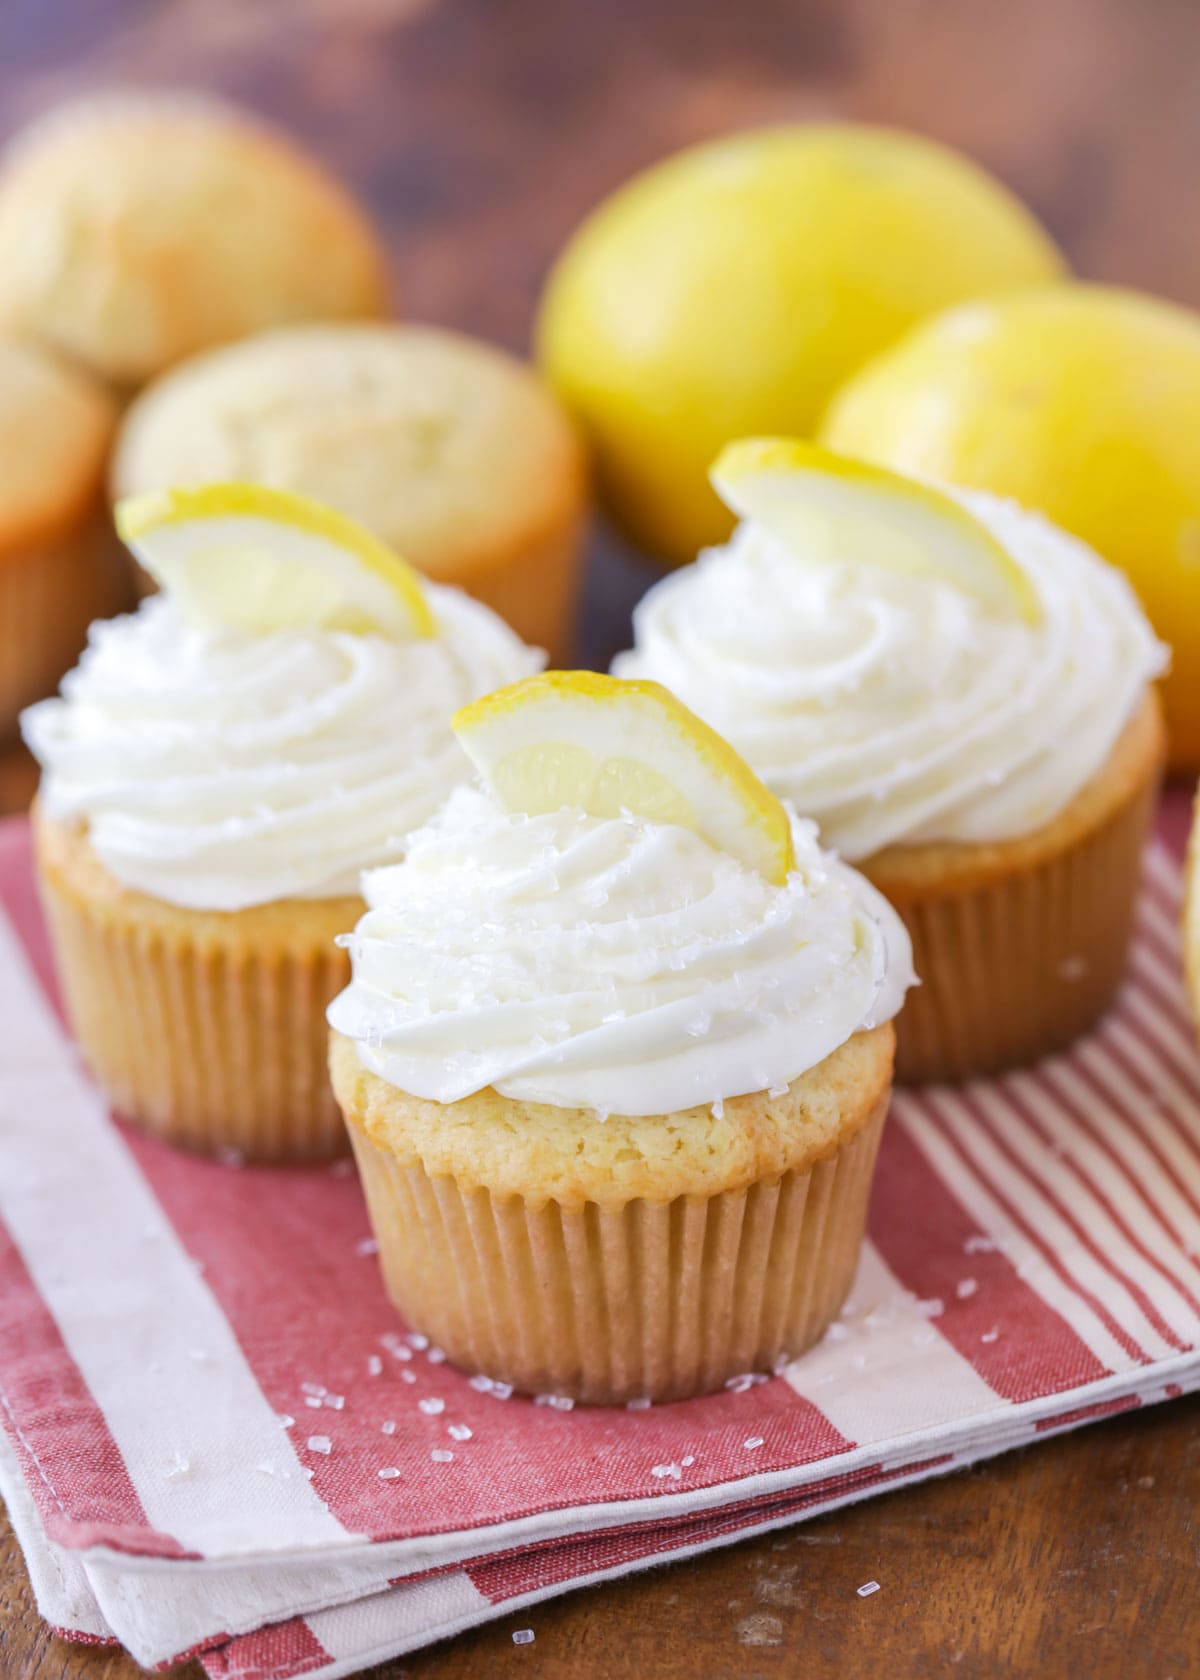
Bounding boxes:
[453,670,795,884]
[536,123,1062,565]
[116,482,435,638]
[822,283,1200,769]
[712,437,1040,623]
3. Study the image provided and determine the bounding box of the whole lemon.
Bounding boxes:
[822,283,1200,770]
[536,124,1063,564]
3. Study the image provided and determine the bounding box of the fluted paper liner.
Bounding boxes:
[346,1090,888,1405]
[36,832,353,1161]
[882,768,1160,1085]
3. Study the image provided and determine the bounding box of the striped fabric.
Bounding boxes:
[0,802,1196,1680]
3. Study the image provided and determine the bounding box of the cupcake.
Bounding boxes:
[21,484,542,1160]
[328,672,913,1402]
[0,92,388,389]
[111,324,588,662]
[0,338,127,741]
[614,440,1167,1083]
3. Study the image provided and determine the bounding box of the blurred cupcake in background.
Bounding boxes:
[112,324,588,662]
[0,92,389,391]
[0,338,126,740]
[21,484,542,1161]
[615,440,1168,1083]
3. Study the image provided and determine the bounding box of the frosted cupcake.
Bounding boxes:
[22,484,541,1159]
[329,672,913,1402]
[615,441,1167,1082]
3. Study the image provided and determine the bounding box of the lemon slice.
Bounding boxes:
[711,437,1041,623]
[115,482,435,638]
[453,671,795,884]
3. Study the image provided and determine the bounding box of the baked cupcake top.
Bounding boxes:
[614,442,1167,862]
[0,93,387,386]
[21,486,541,911]
[328,673,913,1116]
[111,324,585,585]
[0,338,116,553]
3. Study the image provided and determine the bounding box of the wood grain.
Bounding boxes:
[2,0,1199,1674]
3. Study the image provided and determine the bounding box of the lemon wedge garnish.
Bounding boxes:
[453,671,795,884]
[711,437,1041,623]
[115,483,436,638]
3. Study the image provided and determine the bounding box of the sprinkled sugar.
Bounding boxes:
[857,1581,881,1598]
[431,1448,454,1463]
[448,1423,473,1442]
[418,1397,445,1416]
[512,1629,535,1645]
[307,1436,332,1456]
[377,1467,401,1480]
[725,1372,768,1394]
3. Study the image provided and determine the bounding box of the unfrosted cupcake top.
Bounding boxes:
[111,325,585,585]
[0,93,387,385]
[327,786,913,1116]
[614,487,1167,861]
[22,586,541,911]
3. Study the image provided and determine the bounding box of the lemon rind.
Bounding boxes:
[712,436,1042,626]
[453,671,795,885]
[115,481,436,638]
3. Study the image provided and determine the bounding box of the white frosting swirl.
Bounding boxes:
[613,489,1167,861]
[328,788,913,1115]
[22,587,542,910]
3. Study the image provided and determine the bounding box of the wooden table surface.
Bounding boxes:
[2,0,1199,1674]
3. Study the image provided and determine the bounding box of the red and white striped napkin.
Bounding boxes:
[1,800,1197,1680]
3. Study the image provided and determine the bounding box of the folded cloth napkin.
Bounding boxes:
[0,800,1197,1680]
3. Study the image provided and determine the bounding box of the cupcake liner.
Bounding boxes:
[0,519,128,740]
[345,1089,888,1405]
[884,768,1160,1084]
[37,855,353,1161]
